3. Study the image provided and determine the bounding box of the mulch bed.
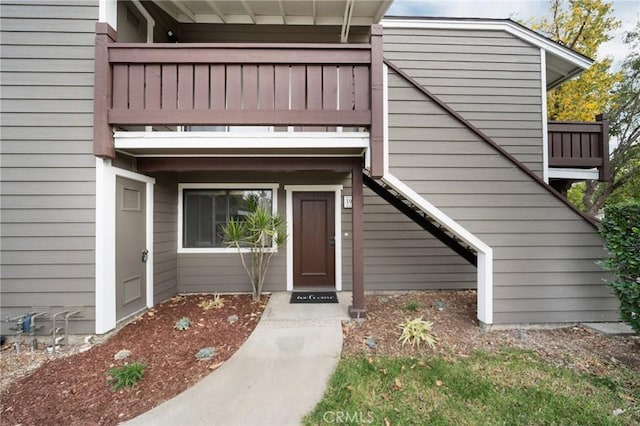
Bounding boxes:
[342,291,640,377]
[1,290,638,426]
[0,294,268,426]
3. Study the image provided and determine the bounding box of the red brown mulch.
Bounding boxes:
[0,294,268,426]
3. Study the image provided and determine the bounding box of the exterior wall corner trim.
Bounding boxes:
[95,159,155,334]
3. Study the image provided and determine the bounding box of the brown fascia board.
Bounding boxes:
[384,58,599,229]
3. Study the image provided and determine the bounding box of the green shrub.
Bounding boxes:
[107,361,147,390]
[397,317,436,349]
[600,203,640,332]
[404,300,420,312]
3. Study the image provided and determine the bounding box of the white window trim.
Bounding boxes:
[95,159,155,334]
[284,185,343,292]
[177,183,280,254]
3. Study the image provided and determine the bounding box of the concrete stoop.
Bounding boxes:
[582,322,636,336]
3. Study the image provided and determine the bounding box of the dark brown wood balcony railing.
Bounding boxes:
[94,23,384,176]
[548,113,610,181]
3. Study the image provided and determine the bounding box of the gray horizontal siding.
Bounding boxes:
[362,188,476,291]
[178,254,286,293]
[387,71,617,324]
[152,175,178,303]
[174,172,352,293]
[384,27,544,176]
[0,0,98,335]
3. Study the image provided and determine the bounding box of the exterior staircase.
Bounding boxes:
[363,173,477,266]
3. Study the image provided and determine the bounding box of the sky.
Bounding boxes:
[386,0,639,66]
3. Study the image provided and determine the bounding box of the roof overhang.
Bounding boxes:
[151,0,393,42]
[382,17,594,89]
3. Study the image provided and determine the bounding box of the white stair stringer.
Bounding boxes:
[381,173,494,325]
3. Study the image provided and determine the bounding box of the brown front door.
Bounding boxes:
[115,176,147,321]
[293,192,335,287]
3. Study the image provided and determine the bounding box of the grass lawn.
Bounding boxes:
[304,349,639,425]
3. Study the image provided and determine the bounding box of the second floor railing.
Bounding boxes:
[94,23,384,176]
[548,113,610,181]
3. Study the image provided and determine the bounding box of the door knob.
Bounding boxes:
[329,236,335,247]
[141,249,149,262]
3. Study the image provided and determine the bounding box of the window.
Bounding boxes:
[178,184,278,252]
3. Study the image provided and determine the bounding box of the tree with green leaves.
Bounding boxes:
[570,25,640,215]
[528,0,622,121]
[530,0,640,216]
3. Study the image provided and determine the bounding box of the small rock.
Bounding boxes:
[365,337,377,349]
[227,314,239,324]
[432,300,447,311]
[612,408,624,416]
[114,349,131,360]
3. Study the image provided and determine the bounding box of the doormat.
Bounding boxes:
[290,292,339,304]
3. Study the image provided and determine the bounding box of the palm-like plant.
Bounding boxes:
[221,195,286,301]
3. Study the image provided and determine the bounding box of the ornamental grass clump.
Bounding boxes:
[199,294,224,310]
[107,361,147,391]
[398,317,436,349]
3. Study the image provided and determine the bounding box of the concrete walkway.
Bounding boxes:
[124,292,351,426]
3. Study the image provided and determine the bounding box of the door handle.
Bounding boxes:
[141,249,149,263]
[329,236,335,247]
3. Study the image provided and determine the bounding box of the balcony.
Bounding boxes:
[547,114,610,181]
[94,23,384,175]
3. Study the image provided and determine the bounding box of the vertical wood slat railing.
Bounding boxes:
[548,113,610,181]
[94,23,384,176]
[108,60,372,125]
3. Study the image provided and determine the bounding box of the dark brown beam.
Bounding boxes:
[109,45,372,64]
[137,157,362,173]
[548,158,603,167]
[349,164,366,318]
[547,122,602,132]
[597,113,610,181]
[108,109,371,127]
[93,23,116,159]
